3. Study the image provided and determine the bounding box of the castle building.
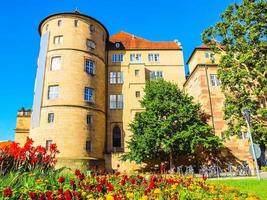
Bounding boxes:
[14,11,254,172]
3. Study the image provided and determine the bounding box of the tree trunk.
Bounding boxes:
[169,150,174,169]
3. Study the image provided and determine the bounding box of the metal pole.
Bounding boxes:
[244,114,261,180]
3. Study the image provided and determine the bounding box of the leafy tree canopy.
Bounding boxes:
[123,79,222,166]
[202,0,267,148]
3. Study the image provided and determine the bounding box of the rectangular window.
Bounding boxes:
[85,59,95,75]
[210,74,221,86]
[117,95,124,109]
[112,54,124,63]
[51,56,61,71]
[148,53,160,62]
[46,140,52,150]
[48,85,59,100]
[74,20,78,27]
[110,95,117,109]
[135,91,140,98]
[117,72,124,84]
[150,71,163,80]
[109,72,123,84]
[86,141,92,152]
[57,20,62,27]
[86,39,96,49]
[135,69,140,76]
[54,36,63,44]
[130,54,141,63]
[84,87,94,102]
[48,113,54,123]
[89,25,95,33]
[110,72,117,84]
[87,115,93,125]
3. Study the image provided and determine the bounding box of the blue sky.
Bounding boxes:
[0,0,239,141]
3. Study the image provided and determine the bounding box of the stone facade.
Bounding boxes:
[14,12,254,173]
[184,46,255,174]
[14,108,32,145]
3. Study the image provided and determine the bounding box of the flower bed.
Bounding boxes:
[0,170,260,200]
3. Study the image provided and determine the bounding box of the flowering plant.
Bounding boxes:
[0,138,59,174]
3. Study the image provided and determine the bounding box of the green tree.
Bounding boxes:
[123,79,221,167]
[202,0,267,160]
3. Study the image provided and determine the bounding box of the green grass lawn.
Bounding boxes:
[208,178,267,199]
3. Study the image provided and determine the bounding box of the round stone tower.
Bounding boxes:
[30,12,109,169]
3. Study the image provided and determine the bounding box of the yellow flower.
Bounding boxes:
[81,191,87,197]
[97,198,104,200]
[154,188,161,194]
[106,194,114,200]
[140,196,148,200]
[126,192,134,199]
[86,194,93,200]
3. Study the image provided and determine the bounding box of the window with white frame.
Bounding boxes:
[54,36,63,44]
[210,74,221,86]
[50,56,61,71]
[117,95,124,109]
[109,72,123,84]
[110,95,117,109]
[130,54,141,63]
[110,72,117,84]
[112,54,124,63]
[149,71,163,80]
[84,87,94,102]
[148,53,160,62]
[48,85,59,100]
[86,39,96,49]
[117,72,123,84]
[85,59,95,75]
[48,113,54,123]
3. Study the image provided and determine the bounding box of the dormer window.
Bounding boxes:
[115,43,120,48]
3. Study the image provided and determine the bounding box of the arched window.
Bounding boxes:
[113,126,121,148]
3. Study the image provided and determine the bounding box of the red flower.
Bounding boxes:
[120,179,125,186]
[36,146,46,155]
[75,169,81,177]
[58,176,65,184]
[49,143,59,154]
[69,180,75,186]
[29,192,37,200]
[64,190,72,200]
[45,191,53,200]
[3,187,12,197]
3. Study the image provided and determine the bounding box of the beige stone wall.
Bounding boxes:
[30,13,108,168]
[187,49,221,73]
[105,49,185,171]
[184,48,255,174]
[15,110,31,145]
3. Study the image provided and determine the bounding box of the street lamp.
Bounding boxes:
[243,109,261,180]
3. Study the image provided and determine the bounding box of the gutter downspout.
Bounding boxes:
[204,65,216,133]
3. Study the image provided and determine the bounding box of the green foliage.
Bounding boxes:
[202,0,267,146]
[123,79,222,164]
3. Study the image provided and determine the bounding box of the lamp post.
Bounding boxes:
[243,109,261,180]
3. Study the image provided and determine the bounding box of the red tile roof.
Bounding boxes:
[109,31,181,50]
[0,141,12,149]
